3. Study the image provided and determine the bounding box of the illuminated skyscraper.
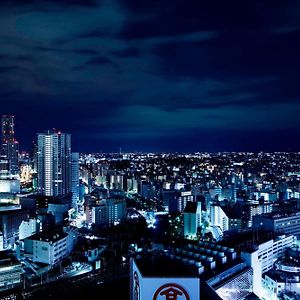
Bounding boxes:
[37,130,71,197]
[71,152,79,210]
[1,115,19,176]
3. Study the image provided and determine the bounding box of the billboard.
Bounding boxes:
[131,259,200,300]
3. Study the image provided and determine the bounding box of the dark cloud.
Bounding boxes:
[77,29,106,39]
[111,47,140,58]
[0,0,299,152]
[86,56,114,65]
[0,66,26,73]
[72,49,99,55]
[85,56,121,71]
[119,0,263,40]
[0,0,98,7]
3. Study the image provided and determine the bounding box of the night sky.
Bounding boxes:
[0,0,300,153]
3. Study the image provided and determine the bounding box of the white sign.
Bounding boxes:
[131,260,200,300]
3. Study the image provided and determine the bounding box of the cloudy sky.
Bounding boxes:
[0,0,300,152]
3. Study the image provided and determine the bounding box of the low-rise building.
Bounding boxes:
[0,251,23,291]
[241,234,294,298]
[19,218,39,240]
[262,246,300,298]
[253,211,300,236]
[130,254,200,300]
[24,226,78,265]
[133,240,254,300]
[0,204,24,250]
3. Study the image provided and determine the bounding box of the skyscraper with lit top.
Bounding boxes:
[1,115,19,177]
[37,129,71,197]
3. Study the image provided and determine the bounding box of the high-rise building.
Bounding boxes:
[183,201,201,239]
[71,152,79,210]
[91,198,127,226]
[169,190,195,213]
[210,204,229,233]
[37,130,71,197]
[1,115,19,176]
[30,141,38,173]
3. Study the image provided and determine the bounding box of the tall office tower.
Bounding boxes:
[37,130,71,196]
[30,141,38,173]
[71,152,79,210]
[1,115,19,176]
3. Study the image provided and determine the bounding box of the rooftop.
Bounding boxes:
[184,201,198,213]
[255,210,300,220]
[0,204,21,212]
[264,268,300,283]
[25,230,67,243]
[134,253,196,277]
[0,251,21,268]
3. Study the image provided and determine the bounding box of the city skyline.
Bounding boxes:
[0,1,300,152]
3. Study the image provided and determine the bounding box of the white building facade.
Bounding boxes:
[183,202,201,239]
[210,204,229,232]
[19,218,39,240]
[24,226,78,265]
[241,234,295,298]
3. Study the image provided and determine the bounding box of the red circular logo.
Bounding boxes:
[153,283,190,300]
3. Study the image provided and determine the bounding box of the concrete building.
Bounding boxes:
[127,178,138,193]
[19,218,39,240]
[209,186,222,200]
[210,204,229,233]
[0,179,20,193]
[0,204,24,250]
[262,246,300,298]
[24,226,78,265]
[130,255,200,300]
[109,174,124,190]
[47,193,72,224]
[0,156,10,179]
[183,201,201,240]
[20,194,49,216]
[0,251,23,291]
[241,234,294,298]
[91,198,126,226]
[254,190,277,202]
[169,190,195,213]
[245,202,273,227]
[139,180,156,200]
[71,152,79,211]
[37,130,71,197]
[162,240,254,300]
[161,189,176,210]
[253,211,300,236]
